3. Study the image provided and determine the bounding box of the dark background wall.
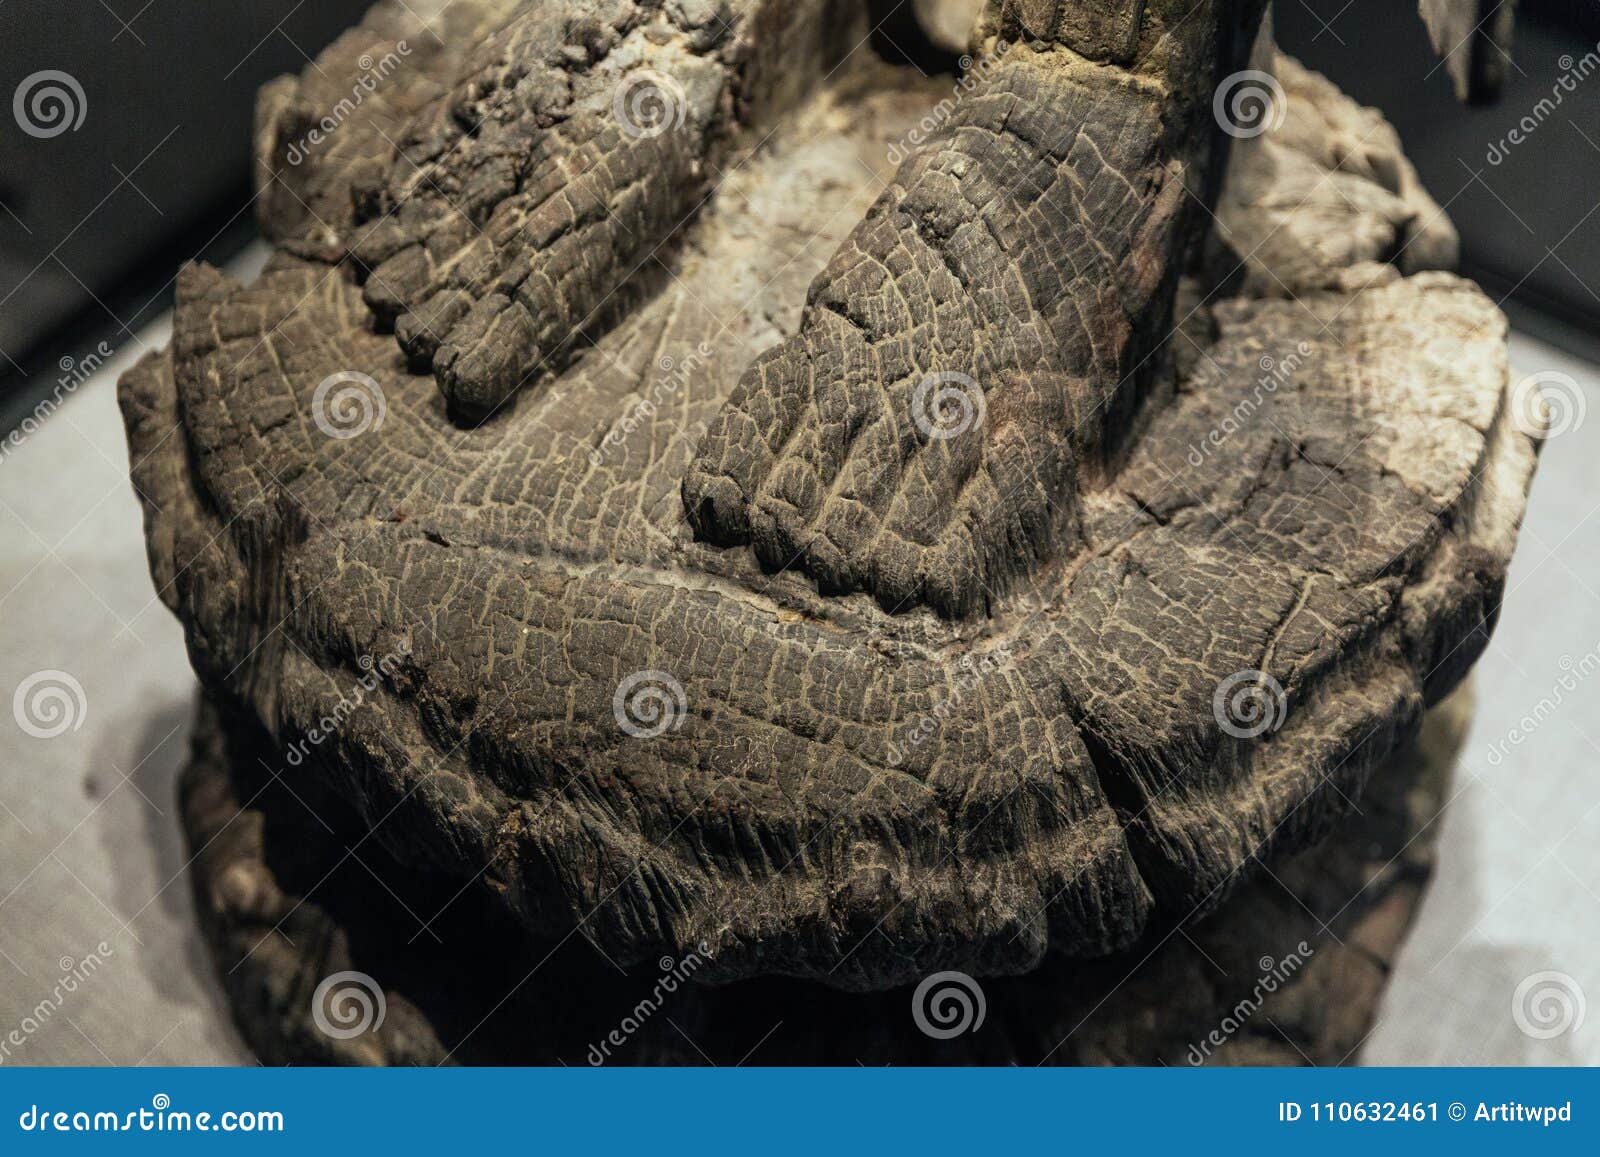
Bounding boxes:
[2,0,1597,413]
[0,0,370,396]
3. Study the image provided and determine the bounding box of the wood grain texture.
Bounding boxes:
[177,683,1473,1064]
[121,0,1537,993]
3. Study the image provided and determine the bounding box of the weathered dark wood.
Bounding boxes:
[122,0,1537,996]
[685,0,1271,617]
[179,684,1472,1065]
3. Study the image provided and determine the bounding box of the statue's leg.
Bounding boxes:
[684,0,1270,617]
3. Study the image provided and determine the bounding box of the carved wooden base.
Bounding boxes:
[182,685,1469,1065]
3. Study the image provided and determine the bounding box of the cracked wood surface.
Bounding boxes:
[122,0,1536,991]
[684,0,1271,617]
[178,683,1470,1064]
